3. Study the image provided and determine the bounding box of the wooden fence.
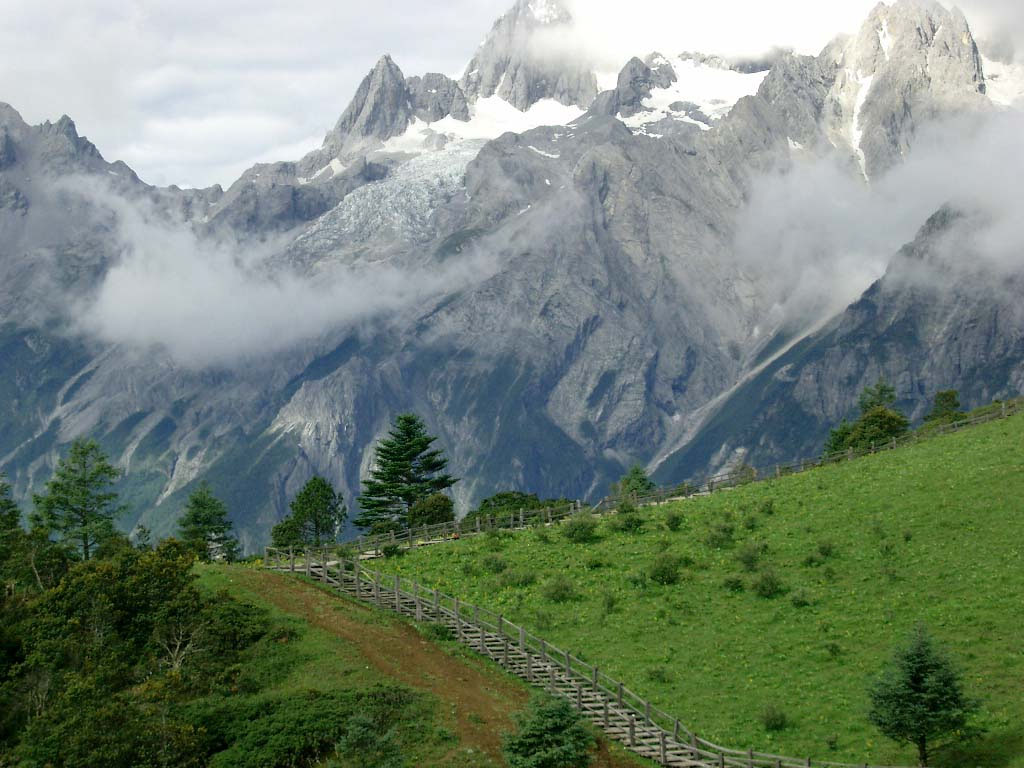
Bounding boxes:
[264,550,919,768]
[335,398,1021,558]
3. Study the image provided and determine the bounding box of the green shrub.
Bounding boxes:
[752,569,784,598]
[584,555,607,570]
[600,592,619,616]
[482,554,508,574]
[758,499,775,516]
[736,542,763,572]
[617,498,638,516]
[760,704,789,732]
[498,569,537,589]
[611,513,644,533]
[561,515,599,543]
[542,575,578,603]
[743,515,759,531]
[381,544,404,559]
[722,576,745,593]
[647,666,670,684]
[408,493,455,527]
[705,521,735,549]
[790,589,812,608]
[648,554,683,585]
[420,623,455,643]
[502,695,595,768]
[665,512,684,531]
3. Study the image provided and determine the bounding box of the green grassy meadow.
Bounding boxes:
[376,413,1024,767]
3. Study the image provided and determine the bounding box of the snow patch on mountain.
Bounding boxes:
[381,96,584,155]
[616,57,767,133]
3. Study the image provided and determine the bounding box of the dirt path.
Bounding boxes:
[231,569,644,767]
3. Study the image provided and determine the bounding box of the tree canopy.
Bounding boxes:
[178,483,238,562]
[825,379,908,456]
[32,439,123,561]
[859,378,898,413]
[611,465,656,499]
[868,625,978,766]
[272,476,346,548]
[926,390,962,424]
[356,414,457,532]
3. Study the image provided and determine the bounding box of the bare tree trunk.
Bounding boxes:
[917,737,928,767]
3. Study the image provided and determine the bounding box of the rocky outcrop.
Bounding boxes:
[822,0,988,178]
[407,73,470,123]
[325,55,415,150]
[460,0,598,110]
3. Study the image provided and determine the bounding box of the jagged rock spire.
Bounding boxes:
[460,0,597,111]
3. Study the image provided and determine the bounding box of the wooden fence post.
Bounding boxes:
[526,653,533,682]
[321,549,328,582]
[476,518,481,533]
[629,716,636,747]
[414,582,422,621]
[645,700,651,724]
[305,549,311,577]
[503,637,509,666]
[394,575,401,611]
[519,626,526,652]
[548,667,555,692]
[673,720,680,740]
[454,598,461,640]
[576,684,583,710]
[617,682,624,706]
[603,699,610,727]
[433,588,440,620]
[289,548,295,573]
[748,748,755,768]
[564,650,571,676]
[354,560,361,596]
[661,733,668,765]
[263,548,270,568]
[374,573,381,605]
[592,667,599,688]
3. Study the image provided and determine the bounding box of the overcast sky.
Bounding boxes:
[2,0,1019,189]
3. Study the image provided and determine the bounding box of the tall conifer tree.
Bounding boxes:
[356,414,457,532]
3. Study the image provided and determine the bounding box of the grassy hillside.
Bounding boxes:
[197,567,648,768]
[375,412,1024,767]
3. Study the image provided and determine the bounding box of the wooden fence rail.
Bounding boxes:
[265,550,920,768]
[313,398,1022,560]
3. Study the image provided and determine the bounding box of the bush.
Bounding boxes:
[503,695,595,768]
[542,575,578,603]
[498,569,537,589]
[482,554,508,574]
[760,704,789,732]
[752,570,785,599]
[648,554,683,586]
[705,522,735,549]
[722,576,745,593]
[611,512,644,533]
[381,544,404,559]
[790,589,812,608]
[617,498,638,516]
[408,493,455,527]
[665,512,684,531]
[736,542,763,572]
[743,515,759,531]
[647,667,670,684]
[420,623,454,643]
[561,515,599,544]
[758,499,775,516]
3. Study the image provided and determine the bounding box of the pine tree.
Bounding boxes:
[275,476,346,547]
[869,625,978,766]
[356,414,457,532]
[611,465,656,499]
[859,377,898,414]
[178,483,238,562]
[33,439,123,561]
[926,390,962,424]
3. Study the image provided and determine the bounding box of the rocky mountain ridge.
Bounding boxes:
[0,0,1019,551]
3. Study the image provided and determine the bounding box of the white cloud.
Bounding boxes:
[735,111,1024,330]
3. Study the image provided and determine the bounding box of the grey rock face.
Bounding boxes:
[460,0,598,110]
[643,53,678,89]
[0,129,16,170]
[656,207,1024,481]
[325,55,414,151]
[823,0,989,178]
[407,73,470,123]
[0,0,1017,554]
[615,58,655,117]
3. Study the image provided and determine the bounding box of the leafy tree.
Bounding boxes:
[824,420,855,456]
[503,695,594,768]
[178,483,238,562]
[868,625,979,766]
[408,493,454,527]
[611,465,655,499]
[859,377,898,414]
[274,476,346,548]
[848,406,910,450]
[926,390,962,424]
[33,439,123,561]
[356,414,457,532]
